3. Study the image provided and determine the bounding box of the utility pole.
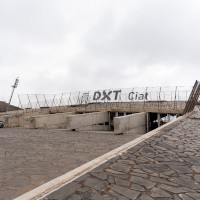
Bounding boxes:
[6,77,19,112]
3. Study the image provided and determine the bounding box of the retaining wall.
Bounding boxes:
[64,112,108,130]
[25,111,108,130]
[114,112,146,134]
[24,112,75,128]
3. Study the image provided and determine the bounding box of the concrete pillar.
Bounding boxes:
[167,114,170,122]
[115,112,118,117]
[146,112,149,133]
[157,113,161,127]
[123,112,126,116]
[108,112,111,131]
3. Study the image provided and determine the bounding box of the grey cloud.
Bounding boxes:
[1,0,200,106]
[0,0,68,43]
[83,0,200,68]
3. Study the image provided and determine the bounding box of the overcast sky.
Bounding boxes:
[1,0,200,105]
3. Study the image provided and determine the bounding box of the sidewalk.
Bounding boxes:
[45,112,200,200]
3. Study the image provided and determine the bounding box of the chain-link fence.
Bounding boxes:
[18,86,192,110]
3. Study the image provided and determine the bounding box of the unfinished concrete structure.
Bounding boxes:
[1,82,200,200]
[0,85,192,137]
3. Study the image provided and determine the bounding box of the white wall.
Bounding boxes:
[114,112,146,134]
[25,111,108,130]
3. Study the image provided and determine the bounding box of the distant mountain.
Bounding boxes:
[0,101,21,112]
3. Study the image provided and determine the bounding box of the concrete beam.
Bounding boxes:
[114,112,146,134]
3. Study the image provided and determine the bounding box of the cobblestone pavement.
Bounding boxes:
[0,128,141,200]
[46,113,200,200]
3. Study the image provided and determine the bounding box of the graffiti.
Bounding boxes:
[91,89,148,102]
[93,90,121,101]
[128,92,148,101]
[79,92,89,104]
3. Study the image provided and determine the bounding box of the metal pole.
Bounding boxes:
[59,93,64,109]
[158,87,161,109]
[77,92,80,105]
[27,95,33,110]
[35,94,41,109]
[6,87,15,112]
[6,77,19,112]
[50,94,56,112]
[174,86,178,110]
[18,95,23,109]
[43,95,49,108]
[68,93,72,105]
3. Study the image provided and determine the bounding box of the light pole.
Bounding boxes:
[6,77,19,112]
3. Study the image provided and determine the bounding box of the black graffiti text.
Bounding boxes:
[93,90,121,101]
[128,92,149,101]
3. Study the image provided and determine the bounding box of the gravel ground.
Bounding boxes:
[0,128,141,200]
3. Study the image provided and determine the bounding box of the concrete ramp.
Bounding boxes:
[114,112,146,134]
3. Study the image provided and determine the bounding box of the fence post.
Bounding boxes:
[174,86,177,109]
[58,93,64,110]
[43,95,49,110]
[27,95,33,112]
[35,94,41,109]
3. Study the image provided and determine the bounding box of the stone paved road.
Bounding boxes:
[0,129,141,200]
[46,113,200,200]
